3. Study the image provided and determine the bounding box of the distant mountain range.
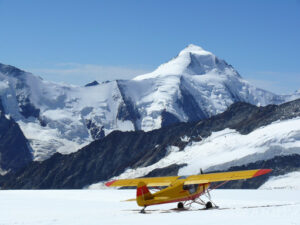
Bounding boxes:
[1,99,299,189]
[0,44,299,189]
[0,45,299,165]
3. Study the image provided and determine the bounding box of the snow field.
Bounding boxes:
[0,189,299,225]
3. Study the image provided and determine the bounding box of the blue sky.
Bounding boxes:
[0,0,299,94]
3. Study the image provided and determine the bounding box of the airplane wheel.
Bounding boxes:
[177,202,184,209]
[205,201,212,209]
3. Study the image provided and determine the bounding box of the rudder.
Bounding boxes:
[136,181,153,206]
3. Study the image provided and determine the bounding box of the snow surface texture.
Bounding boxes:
[260,171,300,190]
[90,117,300,189]
[0,44,299,160]
[0,190,299,225]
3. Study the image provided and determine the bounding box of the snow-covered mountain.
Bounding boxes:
[0,64,135,160]
[119,44,289,131]
[0,44,299,161]
[1,99,300,189]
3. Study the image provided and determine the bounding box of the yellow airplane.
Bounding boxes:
[105,169,272,213]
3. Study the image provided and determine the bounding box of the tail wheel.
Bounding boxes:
[205,201,213,209]
[177,202,184,209]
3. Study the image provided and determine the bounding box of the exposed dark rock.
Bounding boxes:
[85,81,99,87]
[17,96,40,119]
[161,110,181,127]
[38,117,47,127]
[177,76,207,122]
[0,123,192,189]
[86,120,105,140]
[0,99,32,173]
[116,81,140,129]
[144,164,187,177]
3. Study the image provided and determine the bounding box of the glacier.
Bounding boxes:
[1,189,300,225]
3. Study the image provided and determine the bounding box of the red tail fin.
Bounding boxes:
[136,181,153,206]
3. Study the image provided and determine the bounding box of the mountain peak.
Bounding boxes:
[85,80,99,87]
[133,44,235,80]
[179,44,212,56]
[0,63,26,78]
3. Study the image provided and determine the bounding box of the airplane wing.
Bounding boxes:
[105,169,272,187]
[105,176,179,187]
[183,169,272,185]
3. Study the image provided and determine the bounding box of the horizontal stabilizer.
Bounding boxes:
[123,198,136,202]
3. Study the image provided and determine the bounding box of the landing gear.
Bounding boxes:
[205,201,213,209]
[181,188,218,210]
[177,202,184,209]
[140,206,147,213]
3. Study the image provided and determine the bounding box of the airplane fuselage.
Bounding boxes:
[137,179,210,206]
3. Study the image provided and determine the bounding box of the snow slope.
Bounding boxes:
[260,171,300,190]
[0,45,299,160]
[0,67,135,160]
[89,117,300,188]
[0,189,299,225]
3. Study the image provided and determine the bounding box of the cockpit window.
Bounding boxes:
[183,184,198,194]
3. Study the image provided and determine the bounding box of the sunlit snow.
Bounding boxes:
[260,171,300,190]
[0,190,299,225]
